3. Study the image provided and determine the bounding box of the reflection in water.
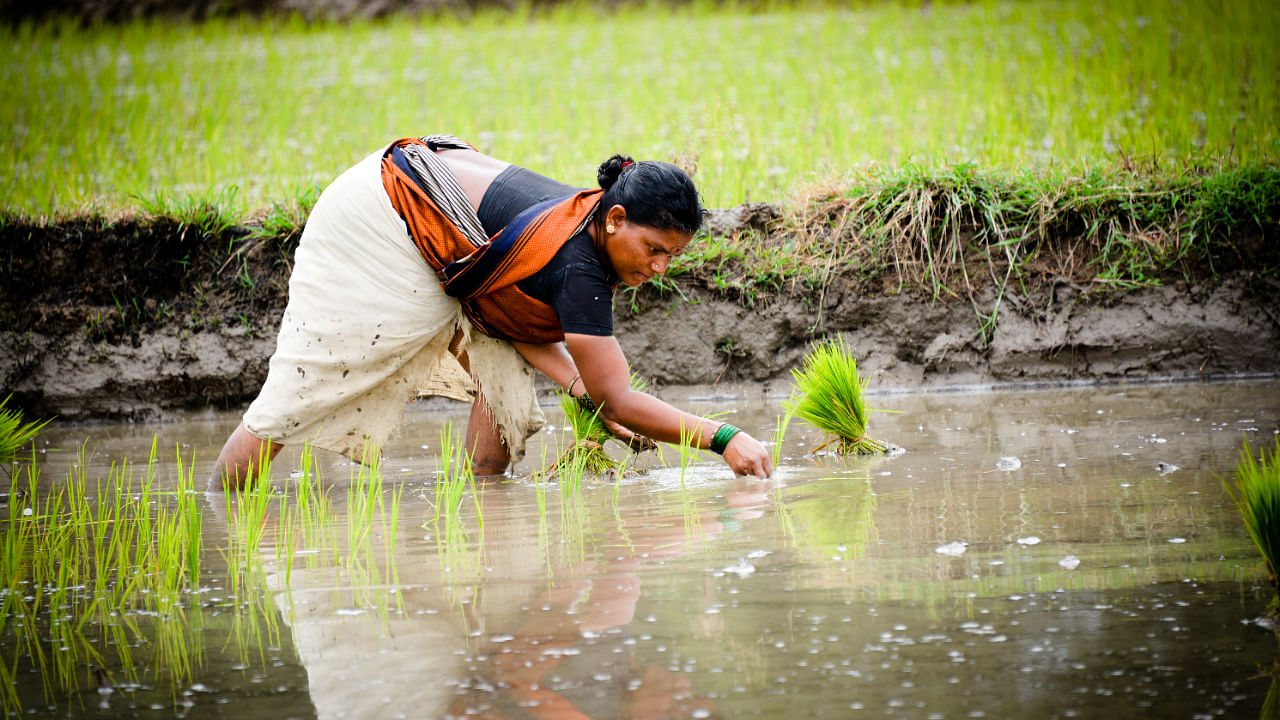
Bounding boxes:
[18,379,1280,718]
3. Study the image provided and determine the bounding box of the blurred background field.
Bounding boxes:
[2,0,1277,219]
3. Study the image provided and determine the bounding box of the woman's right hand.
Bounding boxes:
[722,432,773,478]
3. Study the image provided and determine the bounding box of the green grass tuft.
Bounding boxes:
[784,337,891,455]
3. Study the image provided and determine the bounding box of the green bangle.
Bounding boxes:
[709,423,741,455]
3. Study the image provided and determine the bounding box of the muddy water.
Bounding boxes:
[13,379,1280,719]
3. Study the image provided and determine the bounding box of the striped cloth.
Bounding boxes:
[398,135,489,247]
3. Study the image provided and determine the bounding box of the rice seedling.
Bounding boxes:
[784,337,894,455]
[770,411,793,469]
[1224,437,1280,610]
[338,444,404,608]
[0,432,216,714]
[222,446,277,597]
[428,422,489,589]
[0,395,48,467]
[432,421,474,526]
[543,390,622,479]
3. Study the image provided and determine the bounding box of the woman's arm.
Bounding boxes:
[564,333,773,478]
[512,339,653,449]
[511,340,579,391]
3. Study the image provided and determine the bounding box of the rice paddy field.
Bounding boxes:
[1,0,1278,219]
[4,1,1280,717]
[4,380,1280,717]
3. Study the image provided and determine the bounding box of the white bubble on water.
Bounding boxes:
[1168,537,1187,544]
[1016,536,1041,546]
[995,456,1021,471]
[935,541,967,557]
[1058,555,1081,570]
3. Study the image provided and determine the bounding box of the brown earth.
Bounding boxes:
[2,208,1278,422]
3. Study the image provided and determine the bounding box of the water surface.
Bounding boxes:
[11,379,1280,718]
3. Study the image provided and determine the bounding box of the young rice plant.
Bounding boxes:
[1224,437,1280,610]
[785,337,893,455]
[543,374,653,479]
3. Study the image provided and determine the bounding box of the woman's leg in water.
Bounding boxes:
[451,327,510,477]
[466,391,511,477]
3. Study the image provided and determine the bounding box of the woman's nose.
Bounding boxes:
[652,255,670,274]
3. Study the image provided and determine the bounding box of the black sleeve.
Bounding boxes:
[545,261,614,336]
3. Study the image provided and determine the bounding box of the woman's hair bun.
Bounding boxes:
[597,154,635,191]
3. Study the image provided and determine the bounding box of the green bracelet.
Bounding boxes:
[576,392,598,415]
[709,423,741,455]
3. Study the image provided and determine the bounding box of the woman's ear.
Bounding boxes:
[606,204,628,229]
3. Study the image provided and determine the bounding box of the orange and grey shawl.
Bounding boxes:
[380,137,601,344]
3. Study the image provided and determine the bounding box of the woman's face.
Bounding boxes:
[601,206,692,288]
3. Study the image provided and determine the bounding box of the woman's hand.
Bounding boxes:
[721,432,773,478]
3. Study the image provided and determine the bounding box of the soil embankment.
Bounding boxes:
[2,207,1278,422]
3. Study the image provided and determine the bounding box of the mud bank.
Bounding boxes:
[1,209,1278,422]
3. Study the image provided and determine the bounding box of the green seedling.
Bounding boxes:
[785,337,894,455]
[1224,437,1280,611]
[0,395,48,467]
[543,374,652,480]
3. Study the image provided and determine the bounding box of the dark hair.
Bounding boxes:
[596,154,704,236]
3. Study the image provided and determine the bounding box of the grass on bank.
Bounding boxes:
[4,160,1274,354]
[1,0,1277,217]
[660,162,1280,305]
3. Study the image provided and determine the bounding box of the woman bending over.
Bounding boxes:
[210,135,772,490]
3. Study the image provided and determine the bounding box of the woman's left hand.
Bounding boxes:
[722,432,773,478]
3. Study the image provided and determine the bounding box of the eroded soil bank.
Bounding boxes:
[2,207,1278,422]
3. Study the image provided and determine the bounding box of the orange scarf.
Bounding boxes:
[381,138,602,343]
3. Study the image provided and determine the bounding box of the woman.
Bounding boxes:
[210,135,772,490]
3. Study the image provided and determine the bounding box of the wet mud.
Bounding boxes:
[1,208,1278,421]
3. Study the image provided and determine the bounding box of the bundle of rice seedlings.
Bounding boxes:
[784,337,891,455]
[543,374,653,479]
[1,395,49,466]
[1224,438,1280,605]
[545,390,618,477]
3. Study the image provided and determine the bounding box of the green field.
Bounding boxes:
[3,0,1277,219]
